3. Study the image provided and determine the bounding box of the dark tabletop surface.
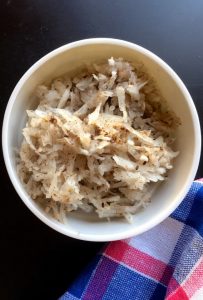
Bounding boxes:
[1,1,203,299]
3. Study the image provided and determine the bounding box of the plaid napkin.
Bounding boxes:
[60,179,203,300]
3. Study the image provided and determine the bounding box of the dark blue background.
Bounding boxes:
[1,1,202,299]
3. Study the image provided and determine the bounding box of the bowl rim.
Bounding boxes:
[2,38,201,241]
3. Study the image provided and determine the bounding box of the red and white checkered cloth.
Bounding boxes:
[60,179,203,300]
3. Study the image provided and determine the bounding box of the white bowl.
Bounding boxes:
[2,38,201,242]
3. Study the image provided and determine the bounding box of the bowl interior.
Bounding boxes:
[4,41,199,241]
